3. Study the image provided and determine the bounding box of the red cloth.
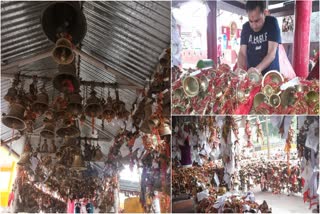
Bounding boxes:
[234,86,261,114]
[67,199,75,213]
[279,44,296,79]
[7,192,14,207]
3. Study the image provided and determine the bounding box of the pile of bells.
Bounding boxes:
[15,178,66,213]
[2,65,130,139]
[253,71,319,114]
[196,191,272,213]
[172,163,224,197]
[239,161,302,194]
[132,49,171,136]
[172,64,252,114]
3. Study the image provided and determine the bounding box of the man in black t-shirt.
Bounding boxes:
[238,1,281,76]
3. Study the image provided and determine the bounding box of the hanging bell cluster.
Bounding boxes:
[2,75,27,131]
[41,1,87,64]
[112,89,129,120]
[102,90,115,122]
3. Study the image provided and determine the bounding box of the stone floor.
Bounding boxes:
[252,187,313,213]
[172,187,315,213]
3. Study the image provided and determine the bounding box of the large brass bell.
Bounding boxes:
[52,38,74,64]
[2,103,26,130]
[4,86,17,104]
[102,92,115,122]
[56,119,80,138]
[53,64,80,93]
[71,154,87,171]
[85,90,102,117]
[40,122,55,139]
[41,1,87,45]
[253,92,269,109]
[32,90,49,115]
[67,92,83,116]
[183,76,200,97]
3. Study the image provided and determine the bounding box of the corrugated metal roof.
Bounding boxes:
[1,1,170,145]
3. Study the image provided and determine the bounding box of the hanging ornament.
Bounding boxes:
[256,118,264,145]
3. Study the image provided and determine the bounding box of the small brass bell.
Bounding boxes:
[183,76,200,97]
[52,38,75,64]
[173,87,184,100]
[199,75,209,92]
[102,92,115,122]
[18,140,32,166]
[4,86,17,104]
[32,91,49,115]
[67,92,83,116]
[2,103,26,130]
[93,147,104,161]
[17,153,31,166]
[85,89,102,117]
[53,64,80,93]
[112,89,126,119]
[56,119,80,138]
[262,84,274,97]
[305,91,319,106]
[40,122,55,139]
[269,94,281,108]
[71,154,87,171]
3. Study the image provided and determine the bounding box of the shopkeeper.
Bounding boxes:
[237,1,281,76]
